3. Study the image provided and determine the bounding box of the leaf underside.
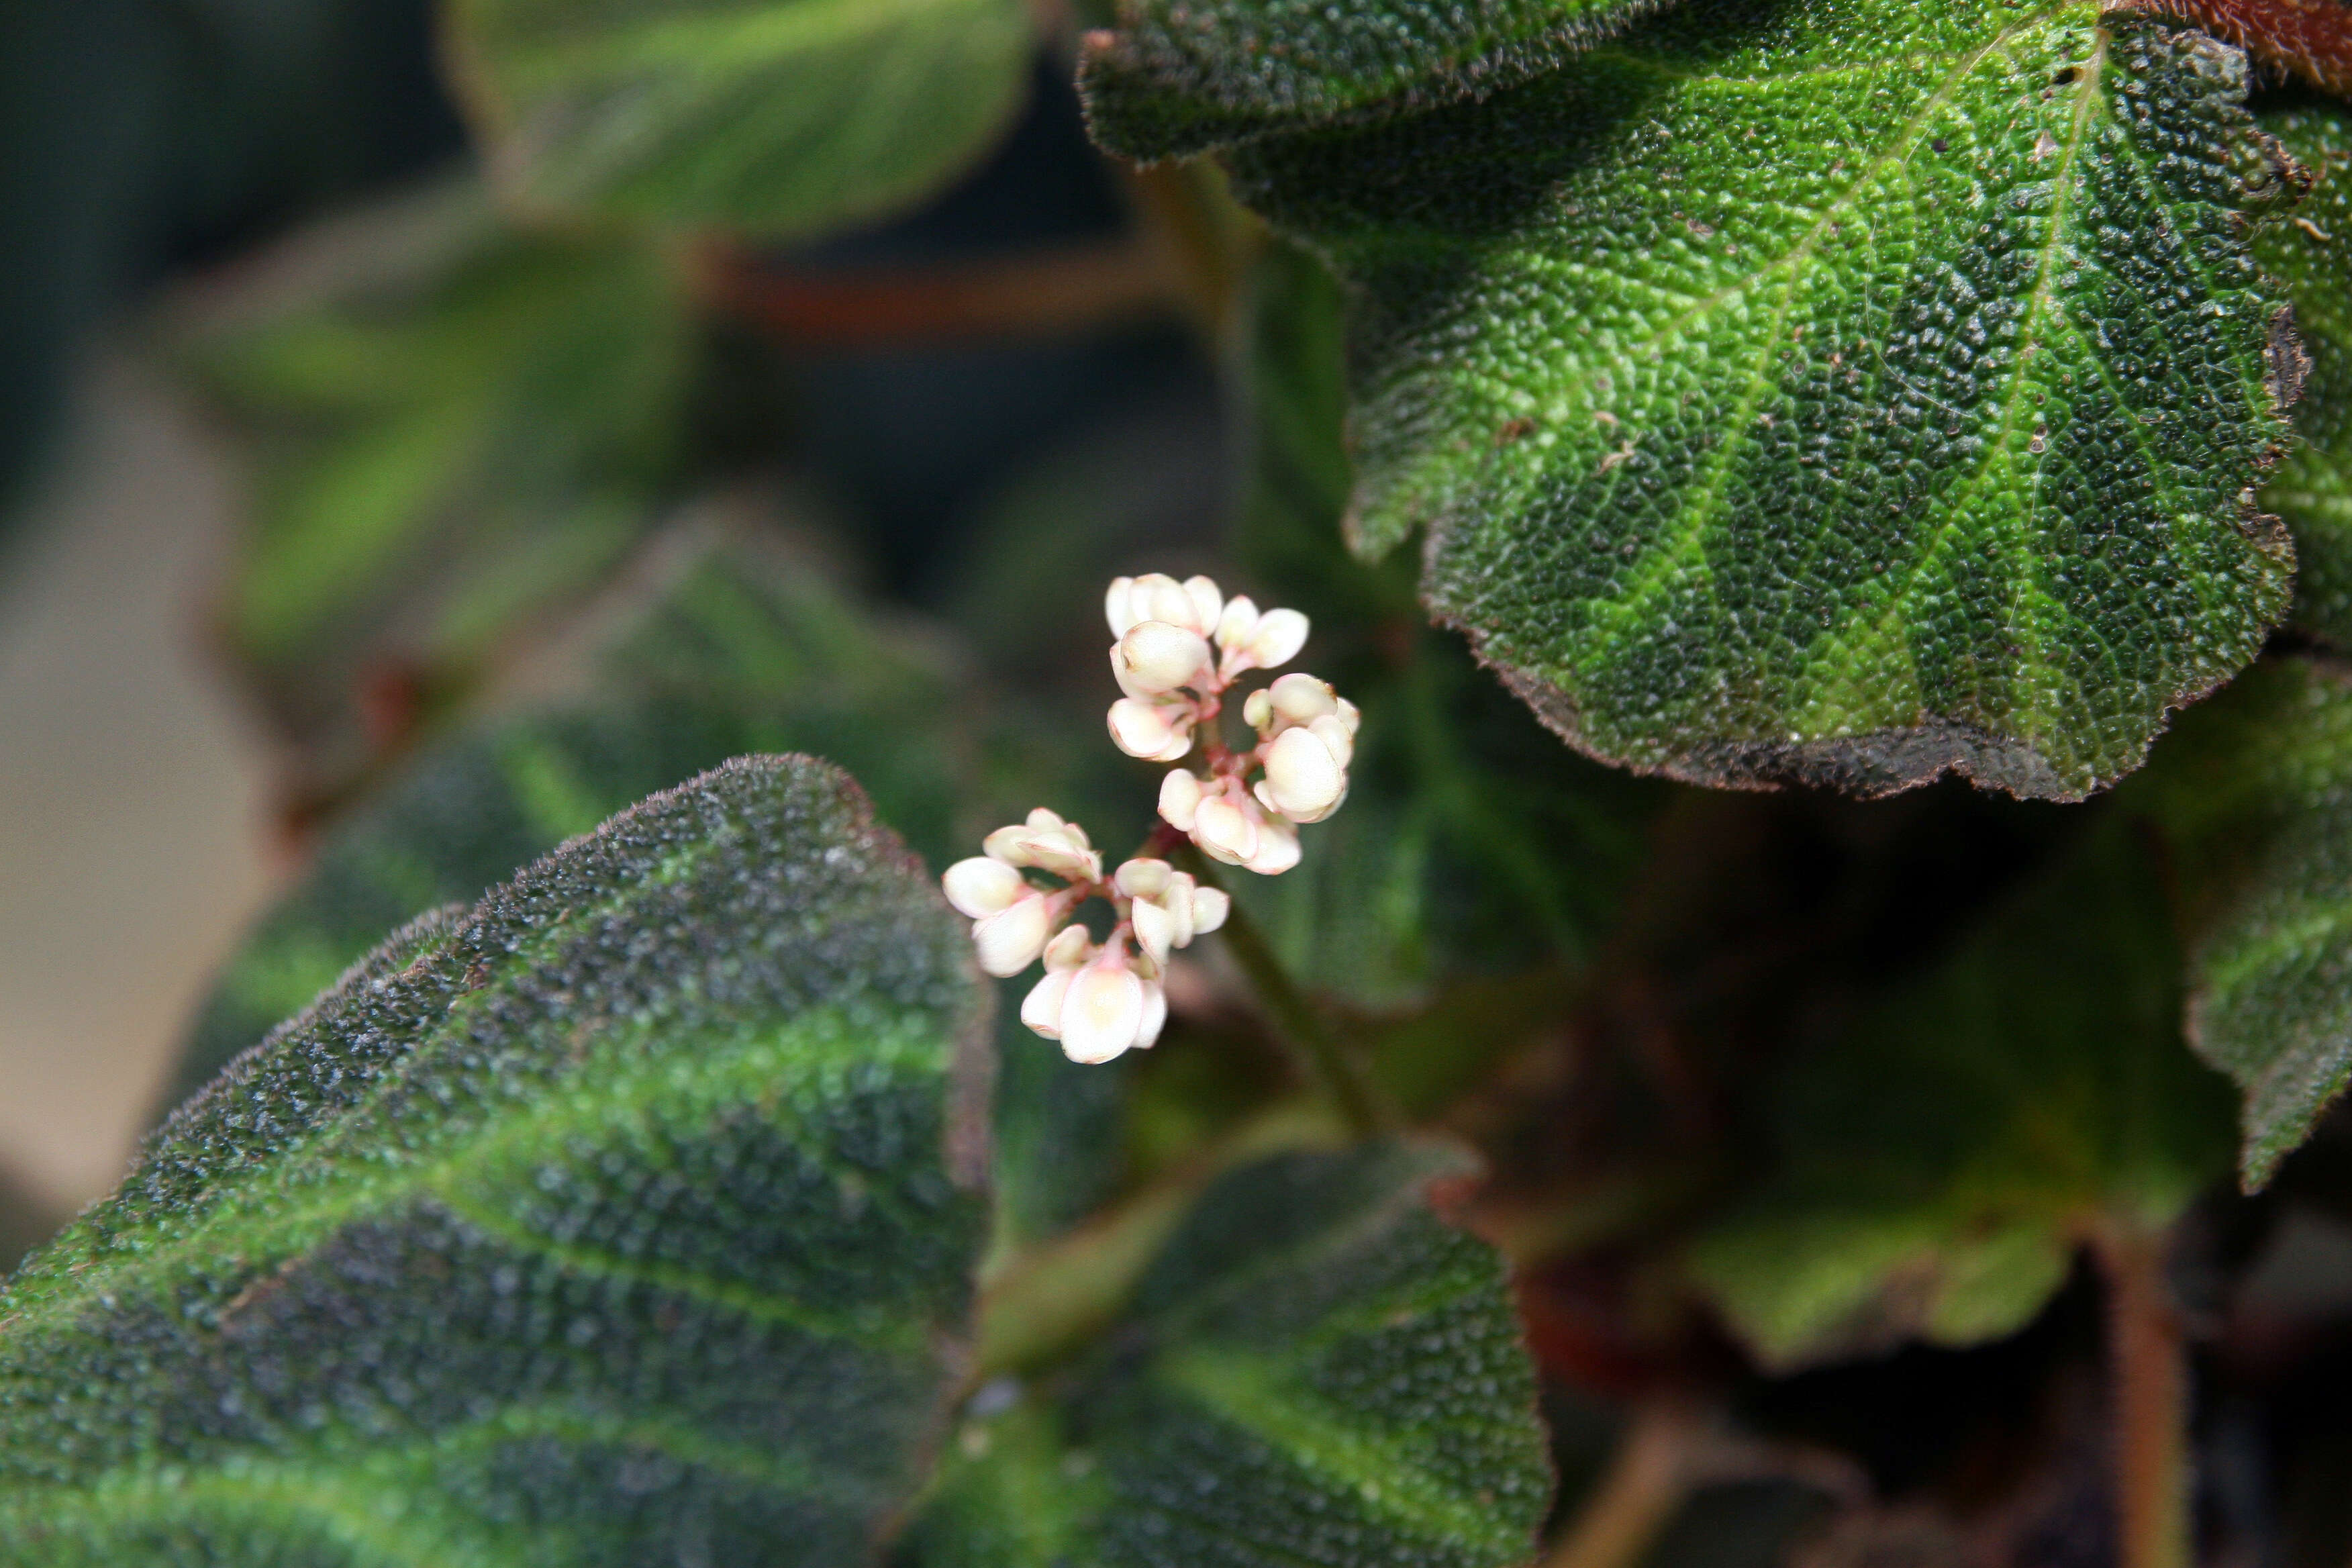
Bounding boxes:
[2259,103,2352,647]
[0,757,988,1565]
[1228,3,2300,800]
[1690,823,2233,1369]
[1079,0,1667,162]
[897,1142,1554,1568]
[448,0,1036,238]
[2126,657,2352,1189]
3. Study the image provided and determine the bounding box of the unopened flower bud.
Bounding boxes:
[1159,769,1204,832]
[1335,697,1361,736]
[1193,795,1260,867]
[1114,858,1173,898]
[1022,967,1075,1036]
[1106,576,1140,637]
[1267,672,1338,727]
[1243,608,1309,671]
[1136,979,1169,1050]
[942,856,1026,918]
[1043,924,1093,970]
[1242,688,1273,730]
[1132,895,1177,963]
[1216,595,1261,653]
[1116,622,1212,694]
[983,810,1101,883]
[973,895,1055,977]
[1191,885,1230,935]
[1061,958,1147,1063]
[1181,575,1223,634]
[1308,714,1354,767]
[1261,725,1348,821]
[1108,698,1195,761]
[1244,814,1302,876]
[1117,573,1216,636]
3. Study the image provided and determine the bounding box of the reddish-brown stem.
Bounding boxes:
[2090,1224,2194,1568]
[1539,1397,1704,1568]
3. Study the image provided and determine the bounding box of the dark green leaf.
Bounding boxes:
[1688,822,2234,1369]
[2124,656,2352,1189]
[178,177,693,746]
[898,1140,1553,1568]
[164,531,971,1117]
[1078,0,1663,162]
[0,756,989,1563]
[1225,5,2303,799]
[448,0,1034,238]
[2258,101,2352,646]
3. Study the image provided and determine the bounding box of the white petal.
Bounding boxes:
[1027,807,1068,831]
[1264,727,1346,820]
[1191,886,1230,935]
[1135,573,1205,634]
[1164,873,1196,946]
[1132,897,1176,964]
[1022,969,1075,1038]
[1146,730,1195,763]
[1182,575,1223,634]
[1159,769,1204,832]
[1242,688,1273,731]
[1112,643,1159,702]
[1060,965,1144,1063]
[1193,797,1258,866]
[983,824,1030,864]
[1244,820,1302,876]
[1335,697,1362,736]
[1268,672,1338,725]
[942,856,1026,918]
[1118,622,1212,694]
[1216,595,1261,652]
[1108,698,1183,759]
[1247,609,1310,670]
[1042,924,1093,971]
[1106,577,1140,636]
[973,897,1053,976]
[1136,981,1169,1049]
[1115,858,1172,898]
[1308,714,1355,767]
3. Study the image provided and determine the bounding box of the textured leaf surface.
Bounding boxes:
[0,756,989,1563]
[1689,824,2234,1368]
[1078,0,1663,162]
[898,1141,1553,1568]
[1228,5,2303,799]
[180,179,691,745]
[449,0,1034,238]
[162,533,969,1118]
[2126,657,2352,1188]
[2259,102,2352,646]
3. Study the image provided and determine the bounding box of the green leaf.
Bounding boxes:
[0,756,989,1563]
[897,1140,1553,1568]
[448,0,1035,238]
[2257,102,2352,647]
[179,177,694,744]
[2124,656,2352,1189]
[1223,5,2304,799]
[162,531,971,1118]
[1078,0,1663,162]
[1687,822,2234,1369]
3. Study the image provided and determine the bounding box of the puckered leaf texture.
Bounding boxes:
[896,1141,1553,1568]
[2259,102,2352,646]
[0,757,989,1565]
[448,0,1035,238]
[1079,0,1666,162]
[1689,824,2234,1369]
[2126,657,2352,1189]
[1226,4,2304,800]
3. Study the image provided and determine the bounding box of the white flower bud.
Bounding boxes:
[1267,672,1338,727]
[973,895,1055,976]
[1216,595,1261,652]
[1107,698,1194,761]
[1193,795,1259,866]
[1159,769,1204,832]
[1191,885,1230,935]
[1243,815,1302,876]
[1335,697,1361,736]
[1061,961,1146,1063]
[1162,871,1197,945]
[1136,979,1169,1050]
[1308,714,1355,768]
[1043,924,1093,970]
[1106,577,1140,636]
[943,856,1027,918]
[1245,608,1310,671]
[1022,968,1075,1037]
[1182,575,1223,634]
[983,814,1101,883]
[1132,896,1177,964]
[1114,858,1172,898]
[1261,726,1347,821]
[1116,622,1212,694]
[1126,573,1213,635]
[1242,688,1273,731]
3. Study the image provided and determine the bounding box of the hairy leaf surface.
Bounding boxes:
[0,757,989,1564]
[2126,657,2352,1188]
[898,1142,1553,1568]
[1689,825,2234,1369]
[1228,6,2302,799]
[449,0,1034,238]
[1079,0,1664,162]
[2259,102,2352,646]
[179,178,692,748]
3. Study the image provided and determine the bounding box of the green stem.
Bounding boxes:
[1177,848,1387,1137]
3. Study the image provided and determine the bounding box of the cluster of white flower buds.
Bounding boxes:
[942,573,1356,1063]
